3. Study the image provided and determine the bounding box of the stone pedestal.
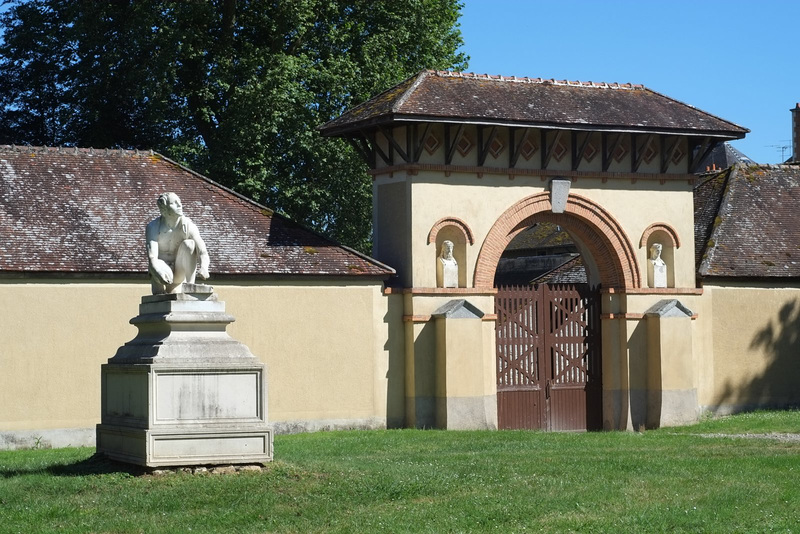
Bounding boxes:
[436,258,458,288]
[645,299,697,428]
[96,284,272,467]
[433,299,498,430]
[648,260,667,288]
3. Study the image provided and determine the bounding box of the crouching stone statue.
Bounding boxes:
[146,192,210,294]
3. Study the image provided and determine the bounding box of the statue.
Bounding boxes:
[649,243,667,288]
[146,193,210,294]
[437,240,458,288]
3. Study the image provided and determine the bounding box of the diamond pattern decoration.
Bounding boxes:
[643,138,658,164]
[519,136,539,160]
[423,131,440,155]
[489,136,505,159]
[552,138,568,162]
[613,141,629,163]
[456,132,474,157]
[583,140,598,163]
[671,143,686,165]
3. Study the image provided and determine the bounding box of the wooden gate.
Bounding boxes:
[495,284,602,431]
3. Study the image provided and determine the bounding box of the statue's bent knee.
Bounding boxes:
[179,239,197,257]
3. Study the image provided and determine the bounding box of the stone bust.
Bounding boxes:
[146,192,210,294]
[649,243,664,264]
[437,240,458,288]
[649,242,667,288]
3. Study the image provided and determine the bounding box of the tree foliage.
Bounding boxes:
[0,0,468,251]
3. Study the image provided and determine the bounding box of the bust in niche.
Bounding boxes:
[437,240,458,288]
[649,243,667,288]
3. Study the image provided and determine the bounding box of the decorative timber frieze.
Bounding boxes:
[368,162,695,184]
[348,124,719,178]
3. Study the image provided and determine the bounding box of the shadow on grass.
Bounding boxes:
[0,453,147,478]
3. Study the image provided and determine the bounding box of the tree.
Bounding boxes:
[0,0,468,251]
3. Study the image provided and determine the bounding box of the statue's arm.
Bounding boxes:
[146,220,173,284]
[187,220,210,279]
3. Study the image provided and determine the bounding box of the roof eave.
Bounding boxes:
[321,114,747,140]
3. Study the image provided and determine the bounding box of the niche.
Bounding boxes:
[641,225,679,288]
[434,225,467,288]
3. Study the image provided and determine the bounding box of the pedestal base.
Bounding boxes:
[97,425,272,467]
[97,286,272,467]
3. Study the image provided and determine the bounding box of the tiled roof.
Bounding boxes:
[0,146,393,277]
[697,142,755,172]
[321,70,748,139]
[695,164,800,278]
[504,222,576,253]
[694,166,732,269]
[532,255,587,285]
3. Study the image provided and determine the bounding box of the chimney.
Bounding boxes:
[793,103,800,163]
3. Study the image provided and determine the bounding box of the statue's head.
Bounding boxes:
[649,243,663,260]
[441,240,454,260]
[157,192,183,217]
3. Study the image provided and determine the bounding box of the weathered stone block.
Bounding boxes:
[97,285,272,467]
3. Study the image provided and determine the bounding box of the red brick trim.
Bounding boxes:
[602,312,698,320]
[639,222,681,248]
[404,315,432,323]
[473,192,641,289]
[603,287,702,295]
[403,313,498,322]
[402,287,497,295]
[602,313,645,320]
[427,216,475,245]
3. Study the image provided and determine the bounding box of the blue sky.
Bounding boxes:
[458,0,799,164]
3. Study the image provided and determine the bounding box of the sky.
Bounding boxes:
[457,0,799,164]
[0,1,795,163]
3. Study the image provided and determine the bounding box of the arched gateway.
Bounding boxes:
[478,193,641,430]
[474,192,641,290]
[321,70,747,431]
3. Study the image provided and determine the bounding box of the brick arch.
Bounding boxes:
[427,216,475,245]
[639,222,681,248]
[473,192,641,289]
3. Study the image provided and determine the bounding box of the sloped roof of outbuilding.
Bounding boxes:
[320,70,748,139]
[532,255,587,285]
[696,142,756,172]
[695,164,800,278]
[0,146,393,278]
[504,222,576,253]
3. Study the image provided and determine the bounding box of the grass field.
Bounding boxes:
[1,411,798,533]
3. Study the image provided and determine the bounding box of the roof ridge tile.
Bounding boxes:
[0,145,146,157]
[320,69,748,138]
[431,69,642,90]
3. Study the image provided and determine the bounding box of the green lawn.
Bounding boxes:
[1,411,798,533]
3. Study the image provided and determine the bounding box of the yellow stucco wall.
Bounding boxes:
[374,171,695,290]
[0,278,402,434]
[705,284,800,413]
[0,281,143,431]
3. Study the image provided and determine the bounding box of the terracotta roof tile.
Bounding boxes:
[0,146,393,278]
[321,70,748,139]
[696,164,800,278]
[532,255,587,285]
[504,222,575,252]
[694,167,732,269]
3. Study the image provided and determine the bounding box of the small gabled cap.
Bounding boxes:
[646,299,693,318]
[432,299,485,319]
